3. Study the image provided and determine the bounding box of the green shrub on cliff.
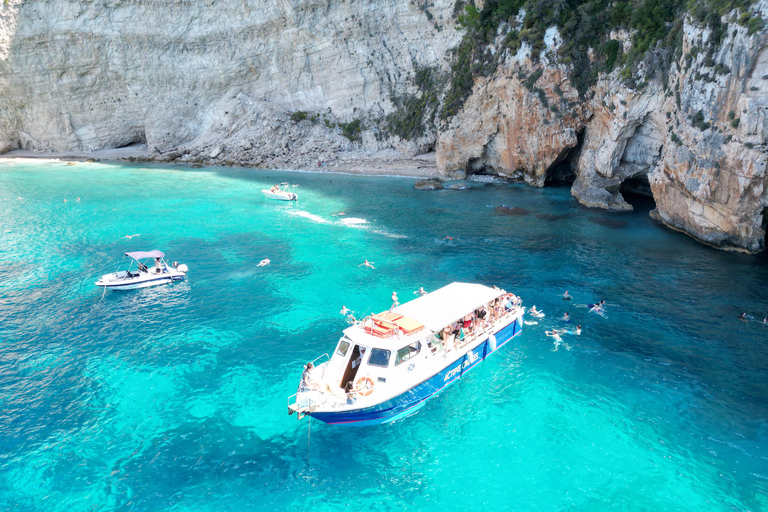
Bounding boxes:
[441,0,764,121]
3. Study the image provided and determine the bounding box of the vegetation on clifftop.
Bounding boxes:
[441,0,764,119]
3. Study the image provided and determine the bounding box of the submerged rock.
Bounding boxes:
[494,206,530,216]
[589,217,628,229]
[415,179,443,191]
[446,182,471,190]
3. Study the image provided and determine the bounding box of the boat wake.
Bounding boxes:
[337,217,368,227]
[286,210,331,224]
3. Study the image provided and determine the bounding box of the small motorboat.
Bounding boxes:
[95,250,189,290]
[262,182,298,201]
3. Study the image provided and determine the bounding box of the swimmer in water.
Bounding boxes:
[340,305,354,316]
[359,259,375,269]
[332,212,346,216]
[414,286,428,297]
[563,290,571,301]
[257,257,270,267]
[123,234,140,239]
[545,329,562,342]
[739,312,747,321]
[562,312,570,322]
[529,305,539,315]
[574,325,582,335]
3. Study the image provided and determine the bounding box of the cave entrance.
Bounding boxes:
[614,116,663,211]
[620,174,656,210]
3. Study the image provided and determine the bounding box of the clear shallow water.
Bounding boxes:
[1,160,767,511]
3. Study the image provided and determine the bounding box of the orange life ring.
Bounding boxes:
[355,376,375,397]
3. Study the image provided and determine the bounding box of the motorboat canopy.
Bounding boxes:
[125,250,165,261]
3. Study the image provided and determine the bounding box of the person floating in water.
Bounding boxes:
[359,259,375,269]
[545,329,562,342]
[257,257,270,267]
[563,290,571,301]
[739,312,747,321]
[562,312,570,322]
[340,305,354,316]
[332,212,346,216]
[528,305,544,318]
[123,233,140,239]
[414,287,427,296]
[574,325,582,335]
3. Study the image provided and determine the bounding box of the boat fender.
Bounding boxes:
[488,334,497,352]
[177,264,189,273]
[355,376,375,397]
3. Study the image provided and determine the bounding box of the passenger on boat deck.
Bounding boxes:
[575,325,582,335]
[359,259,375,269]
[562,312,570,322]
[391,291,399,307]
[463,313,473,333]
[154,257,162,273]
[299,362,314,391]
[475,307,487,330]
[414,286,428,296]
[563,290,571,300]
[270,185,279,193]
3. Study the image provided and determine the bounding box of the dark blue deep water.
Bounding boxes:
[1,160,767,511]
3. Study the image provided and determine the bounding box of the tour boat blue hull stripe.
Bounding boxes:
[309,317,522,426]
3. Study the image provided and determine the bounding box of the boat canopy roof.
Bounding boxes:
[391,282,504,332]
[125,250,165,261]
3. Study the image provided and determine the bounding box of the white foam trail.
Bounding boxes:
[372,229,407,239]
[338,217,368,227]
[286,210,331,224]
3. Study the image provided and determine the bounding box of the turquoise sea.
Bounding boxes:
[1,160,767,511]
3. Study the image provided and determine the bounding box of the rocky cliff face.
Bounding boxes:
[1,0,767,252]
[0,0,459,158]
[436,2,767,253]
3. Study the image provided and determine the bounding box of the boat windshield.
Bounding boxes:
[335,338,351,357]
[395,341,421,366]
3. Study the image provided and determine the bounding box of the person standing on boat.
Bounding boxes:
[352,347,366,370]
[154,257,162,274]
[390,291,399,310]
[299,362,314,391]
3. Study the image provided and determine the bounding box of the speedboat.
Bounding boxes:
[262,183,297,201]
[95,250,189,290]
[287,282,524,425]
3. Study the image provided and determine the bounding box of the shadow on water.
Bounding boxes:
[493,206,530,216]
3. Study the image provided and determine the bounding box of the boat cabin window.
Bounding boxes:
[367,348,391,368]
[395,341,421,366]
[335,339,351,357]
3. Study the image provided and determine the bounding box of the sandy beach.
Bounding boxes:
[0,146,440,179]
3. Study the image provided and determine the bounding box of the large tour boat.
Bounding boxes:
[288,282,524,425]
